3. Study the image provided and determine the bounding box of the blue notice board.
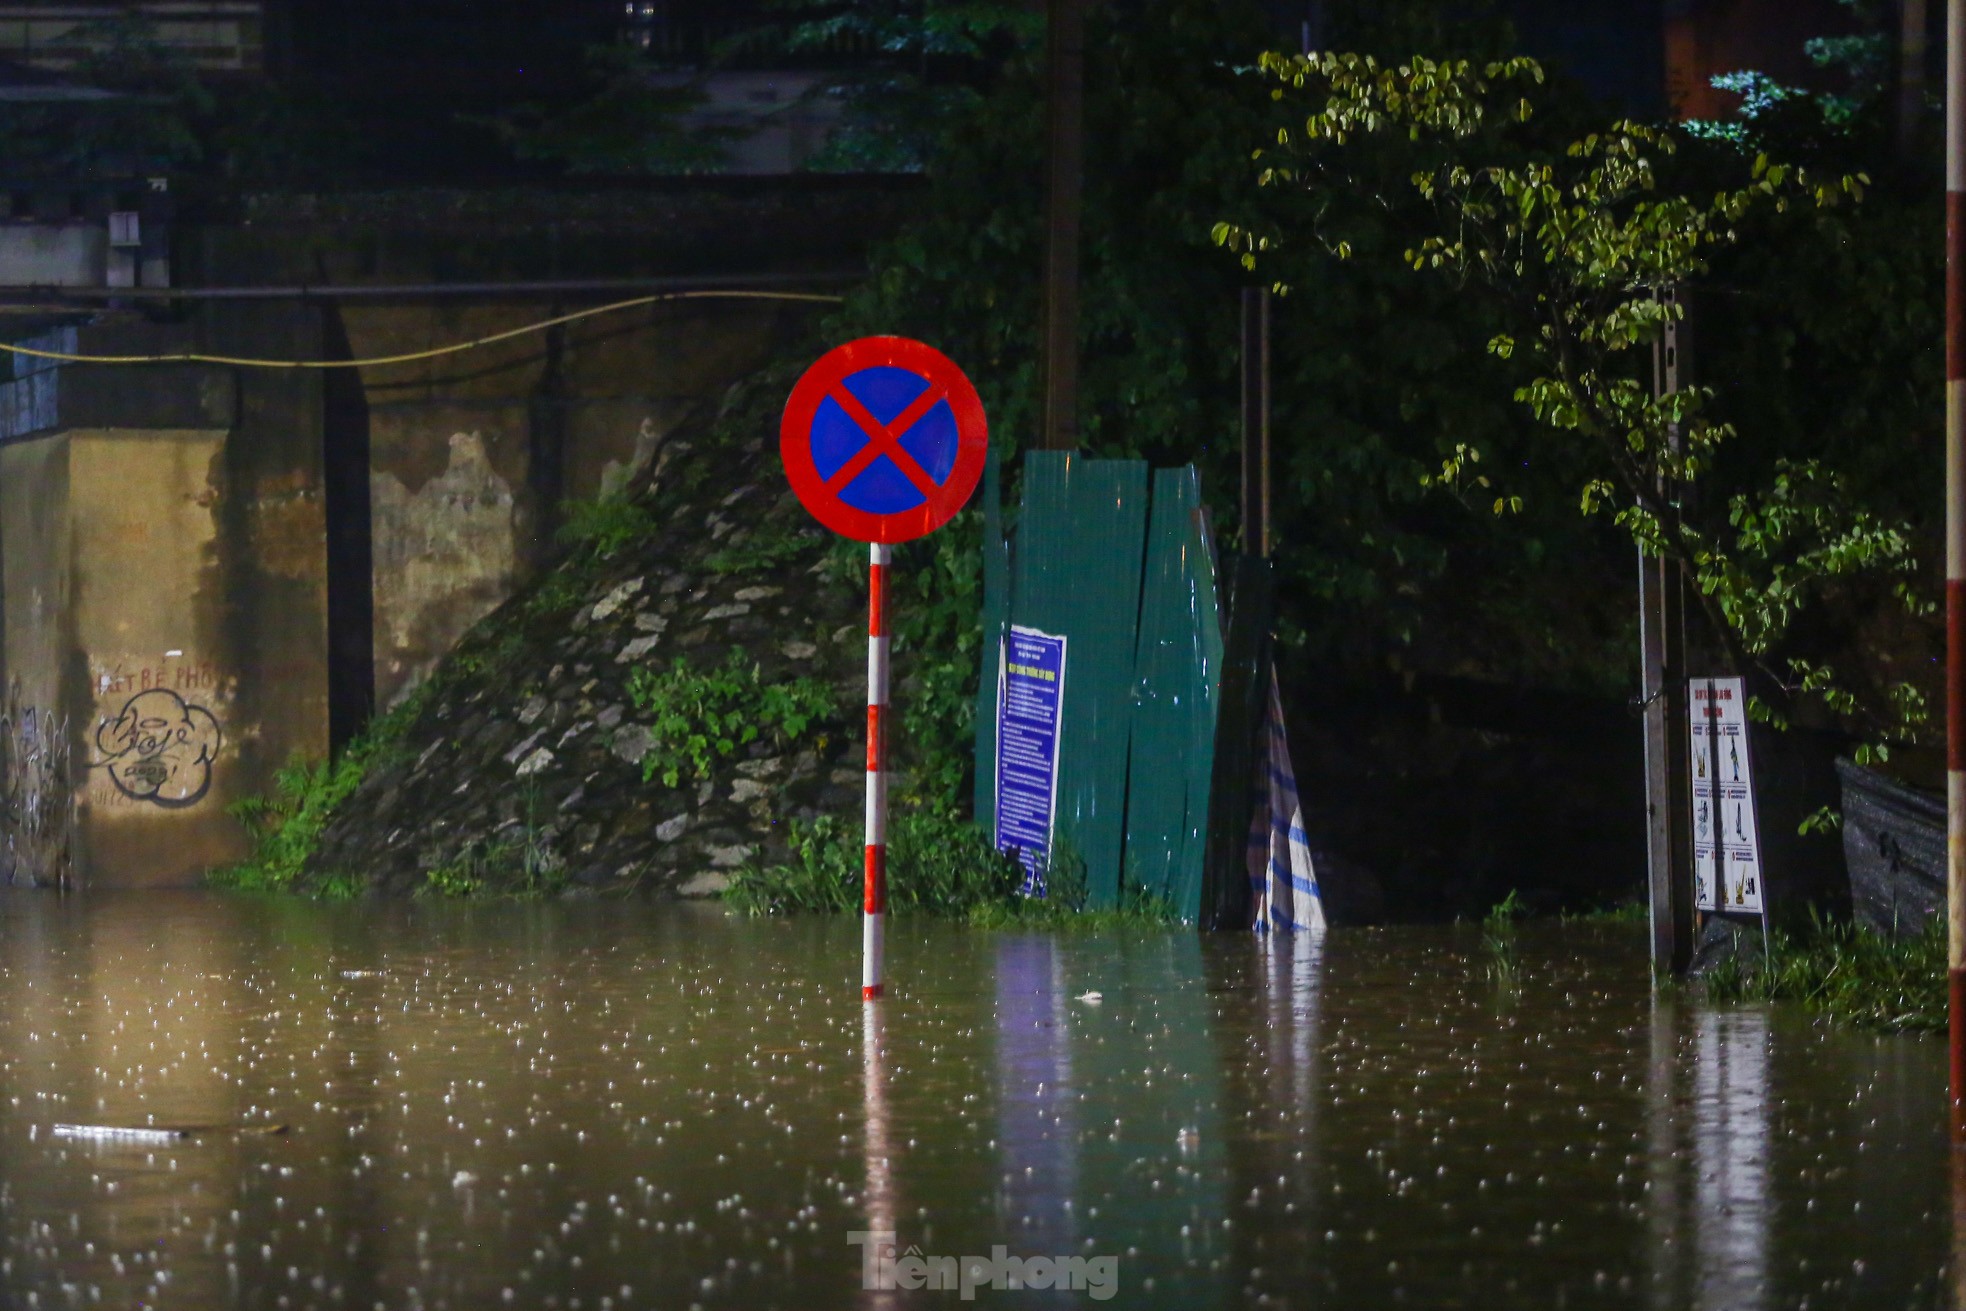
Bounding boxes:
[995,625,1067,894]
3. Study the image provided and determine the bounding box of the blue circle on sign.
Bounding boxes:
[809,366,960,514]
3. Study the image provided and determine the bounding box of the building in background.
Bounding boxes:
[1663,0,1864,119]
[1259,0,1871,121]
[0,2,266,75]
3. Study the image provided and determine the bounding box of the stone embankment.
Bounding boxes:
[305,380,872,897]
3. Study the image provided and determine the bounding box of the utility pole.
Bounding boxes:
[1040,0,1084,452]
[1944,0,1964,1133]
[1641,290,1695,977]
[1200,290,1275,931]
[1240,288,1271,558]
[1905,0,1931,164]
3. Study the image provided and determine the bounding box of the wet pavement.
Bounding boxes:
[0,893,1949,1309]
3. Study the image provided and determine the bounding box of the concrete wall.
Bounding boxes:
[0,225,105,287]
[71,428,241,885]
[342,294,798,706]
[0,432,72,717]
[0,417,327,888]
[185,180,910,712]
[0,308,332,889]
[0,179,909,886]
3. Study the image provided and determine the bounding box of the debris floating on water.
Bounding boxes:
[53,1124,189,1143]
[53,1122,287,1143]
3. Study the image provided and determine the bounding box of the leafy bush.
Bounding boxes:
[1481,888,1524,983]
[211,689,428,894]
[1223,49,1928,753]
[416,799,566,900]
[724,813,1177,928]
[557,495,660,559]
[626,650,835,787]
[704,521,821,577]
[1703,914,1944,1031]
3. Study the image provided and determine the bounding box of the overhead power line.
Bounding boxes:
[0,289,844,370]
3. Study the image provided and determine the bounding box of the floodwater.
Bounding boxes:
[0,895,1950,1310]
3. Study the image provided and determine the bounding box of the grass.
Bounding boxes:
[704,520,819,576]
[723,814,1180,930]
[556,494,660,559]
[1481,889,1524,984]
[1702,912,1944,1032]
[416,788,567,900]
[209,682,435,895]
[1559,899,1647,925]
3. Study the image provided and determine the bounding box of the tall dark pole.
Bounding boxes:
[1201,290,1276,931]
[1944,0,1965,1131]
[1241,288,1272,558]
[1904,0,1930,164]
[1040,0,1084,452]
[1641,290,1694,977]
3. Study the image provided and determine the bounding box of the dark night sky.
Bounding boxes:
[267,0,623,176]
[281,0,618,102]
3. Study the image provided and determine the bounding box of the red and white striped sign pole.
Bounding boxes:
[864,543,891,1001]
[779,336,989,1002]
[1944,0,1966,1127]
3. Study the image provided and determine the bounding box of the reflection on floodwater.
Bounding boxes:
[1648,1005,1775,1311]
[0,893,1951,1308]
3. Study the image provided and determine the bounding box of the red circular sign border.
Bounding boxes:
[780,336,988,545]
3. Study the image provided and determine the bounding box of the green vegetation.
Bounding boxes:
[625,649,836,787]
[0,10,360,184]
[212,689,431,894]
[1558,900,1648,926]
[813,0,1657,828]
[1481,889,1524,983]
[476,44,738,175]
[704,520,823,577]
[1220,49,1927,755]
[1703,915,1944,1032]
[421,861,481,899]
[757,1,1040,173]
[557,494,662,561]
[725,813,1179,929]
[415,786,567,899]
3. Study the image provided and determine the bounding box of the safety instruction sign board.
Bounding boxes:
[995,626,1067,894]
[1689,676,1764,914]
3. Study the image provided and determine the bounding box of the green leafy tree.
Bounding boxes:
[0,14,210,177]
[813,0,1653,819]
[477,44,739,174]
[760,0,1039,171]
[1217,51,1929,754]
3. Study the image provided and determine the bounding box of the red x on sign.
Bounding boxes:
[819,378,948,500]
[780,336,988,544]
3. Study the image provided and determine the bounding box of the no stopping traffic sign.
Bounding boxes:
[780,336,988,544]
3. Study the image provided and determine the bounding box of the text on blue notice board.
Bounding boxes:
[994,625,1067,895]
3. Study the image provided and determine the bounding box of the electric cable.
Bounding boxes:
[0,289,844,370]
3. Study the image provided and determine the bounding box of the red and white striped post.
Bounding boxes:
[779,335,988,1001]
[864,542,891,1001]
[1948,0,1965,1132]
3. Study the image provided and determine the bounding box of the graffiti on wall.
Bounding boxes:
[94,688,222,809]
[88,655,227,812]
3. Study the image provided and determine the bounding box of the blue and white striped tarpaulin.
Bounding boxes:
[1248,668,1325,934]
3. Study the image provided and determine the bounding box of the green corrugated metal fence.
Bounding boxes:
[1125,467,1222,917]
[973,442,1011,829]
[976,452,1222,919]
